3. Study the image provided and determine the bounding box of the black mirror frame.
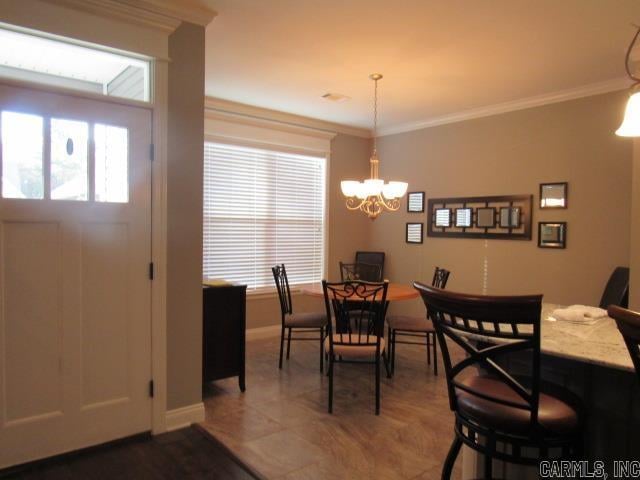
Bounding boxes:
[538,222,567,249]
[407,191,425,213]
[539,182,568,209]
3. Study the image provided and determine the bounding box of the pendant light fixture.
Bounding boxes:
[616,25,640,137]
[341,74,408,220]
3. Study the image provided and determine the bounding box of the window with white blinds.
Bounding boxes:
[203,141,326,292]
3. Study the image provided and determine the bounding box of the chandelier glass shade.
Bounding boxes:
[340,74,408,219]
[616,26,640,137]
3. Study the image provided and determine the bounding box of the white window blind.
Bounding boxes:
[203,142,326,292]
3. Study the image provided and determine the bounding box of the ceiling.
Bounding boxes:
[204,0,640,133]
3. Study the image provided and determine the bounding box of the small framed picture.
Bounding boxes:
[540,182,567,209]
[455,208,472,228]
[538,222,566,248]
[407,192,425,213]
[406,223,423,244]
[476,207,496,228]
[434,208,451,227]
[499,207,521,228]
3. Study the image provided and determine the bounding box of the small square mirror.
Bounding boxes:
[499,207,520,228]
[540,182,567,209]
[538,222,566,248]
[434,208,451,227]
[407,192,425,212]
[476,207,496,228]
[406,222,423,244]
[455,208,472,228]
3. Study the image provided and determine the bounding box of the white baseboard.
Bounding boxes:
[246,324,281,341]
[165,402,205,432]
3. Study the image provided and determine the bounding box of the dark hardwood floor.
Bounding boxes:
[1,427,257,480]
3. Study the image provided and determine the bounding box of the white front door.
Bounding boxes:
[0,83,152,468]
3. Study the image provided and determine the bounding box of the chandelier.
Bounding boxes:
[616,25,640,136]
[340,74,408,219]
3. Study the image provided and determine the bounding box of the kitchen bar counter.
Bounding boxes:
[460,303,632,371]
[539,304,632,371]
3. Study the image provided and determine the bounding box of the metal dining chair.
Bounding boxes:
[272,264,327,372]
[322,280,390,415]
[386,267,450,376]
[354,251,385,281]
[339,261,382,282]
[600,267,630,309]
[609,305,640,386]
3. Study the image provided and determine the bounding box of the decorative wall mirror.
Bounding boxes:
[406,222,423,244]
[540,182,567,209]
[476,207,496,228]
[455,208,472,227]
[407,191,425,212]
[538,222,566,248]
[434,208,451,227]
[499,207,521,228]
[428,194,532,240]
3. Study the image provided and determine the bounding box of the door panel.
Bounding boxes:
[81,222,130,407]
[2,221,63,424]
[0,83,152,468]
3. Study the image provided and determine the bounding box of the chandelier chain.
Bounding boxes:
[373,76,378,154]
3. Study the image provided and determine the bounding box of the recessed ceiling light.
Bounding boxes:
[321,92,350,102]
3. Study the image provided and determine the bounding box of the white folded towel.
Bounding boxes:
[550,305,608,324]
[570,305,608,319]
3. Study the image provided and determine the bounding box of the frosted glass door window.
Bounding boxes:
[51,118,88,200]
[1,111,44,199]
[94,124,129,203]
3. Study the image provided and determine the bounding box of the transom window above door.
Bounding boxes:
[1,110,129,202]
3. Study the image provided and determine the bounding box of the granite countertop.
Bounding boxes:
[539,303,633,372]
[459,303,633,372]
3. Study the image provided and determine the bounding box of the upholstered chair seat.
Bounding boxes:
[324,335,385,359]
[285,312,327,328]
[456,376,580,436]
[387,315,433,332]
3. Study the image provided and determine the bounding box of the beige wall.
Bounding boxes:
[245,133,372,329]
[166,22,205,410]
[370,91,632,317]
[631,139,640,310]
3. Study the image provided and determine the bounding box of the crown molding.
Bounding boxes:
[205,109,337,141]
[377,77,630,137]
[205,96,371,139]
[45,0,216,33]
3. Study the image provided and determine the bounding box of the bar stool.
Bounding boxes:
[609,305,640,385]
[386,267,450,375]
[414,283,583,480]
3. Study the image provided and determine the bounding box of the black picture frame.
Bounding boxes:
[540,182,568,209]
[427,195,532,240]
[538,222,566,249]
[406,222,423,244]
[407,191,425,213]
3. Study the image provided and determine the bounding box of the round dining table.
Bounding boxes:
[300,282,419,302]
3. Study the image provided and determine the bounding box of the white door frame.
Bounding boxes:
[0,62,170,437]
[0,0,217,439]
[150,59,169,434]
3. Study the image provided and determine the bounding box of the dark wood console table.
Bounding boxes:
[202,282,247,392]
